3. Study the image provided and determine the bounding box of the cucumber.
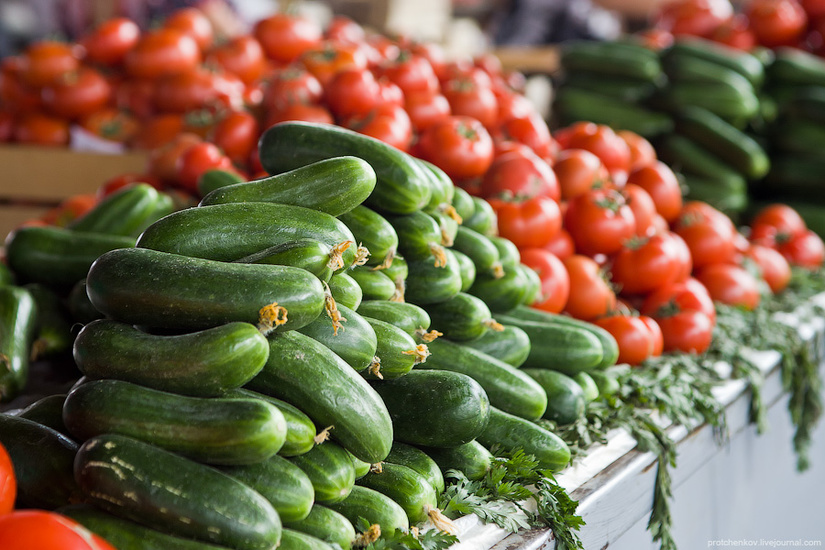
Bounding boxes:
[136,202,357,271]
[560,73,660,102]
[768,46,825,87]
[234,239,340,283]
[348,266,397,301]
[450,186,475,222]
[16,393,67,434]
[574,372,599,402]
[326,486,409,534]
[555,88,674,138]
[0,414,80,509]
[75,433,282,550]
[0,263,14,286]
[259,121,431,215]
[663,53,757,91]
[516,264,542,307]
[428,209,459,249]
[770,118,825,157]
[349,452,372,479]
[423,292,497,342]
[67,279,103,324]
[0,286,37,401]
[663,37,765,88]
[421,338,547,421]
[477,407,570,472]
[489,236,520,270]
[379,254,408,286]
[658,134,748,190]
[452,226,502,277]
[523,370,586,425]
[384,442,445,494]
[354,301,431,336]
[589,369,623,398]
[370,370,490,448]
[299,303,378,373]
[418,158,454,211]
[247,331,393,463]
[285,505,356,550]
[778,86,825,124]
[198,167,245,196]
[420,441,493,481]
[404,250,463,305]
[362,316,427,379]
[468,266,530,313]
[561,39,661,81]
[451,249,477,292]
[86,247,326,332]
[460,324,531,368]
[290,442,356,504]
[222,455,315,522]
[200,156,376,217]
[327,272,363,311]
[73,319,269,397]
[356,463,438,525]
[661,80,760,122]
[69,183,171,237]
[682,175,748,216]
[338,205,399,268]
[23,283,73,360]
[280,529,337,550]
[760,155,825,197]
[4,226,135,289]
[386,211,447,264]
[462,197,498,237]
[63,379,287,465]
[224,388,316,457]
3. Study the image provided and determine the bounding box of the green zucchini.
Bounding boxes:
[461,324,531,368]
[452,226,502,277]
[356,463,438,525]
[16,393,67,434]
[285,505,356,550]
[327,486,409,534]
[258,121,431,215]
[200,156,376,217]
[63,379,287,465]
[23,283,73,360]
[86,247,326,332]
[522,370,586,425]
[468,266,530,313]
[73,319,269,397]
[198,167,245,196]
[663,37,765,88]
[354,300,431,337]
[420,441,493,481]
[451,249,477,292]
[338,205,399,268]
[462,197,498,237]
[477,407,570,472]
[75,433,282,550]
[222,455,315,522]
[0,285,37,401]
[362,316,427,379]
[384,442,445,494]
[70,183,172,237]
[423,292,497,341]
[234,239,340,283]
[280,528,337,550]
[290,442,356,504]
[348,266,397,301]
[404,250,463,305]
[247,331,393,463]
[327,272,363,311]
[370,370,490,448]
[299,303,378,373]
[386,211,447,264]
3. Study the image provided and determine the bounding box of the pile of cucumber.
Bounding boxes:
[0,121,620,549]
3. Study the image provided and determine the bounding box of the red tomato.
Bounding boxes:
[562,123,632,181]
[563,254,618,321]
[404,90,450,131]
[610,232,682,296]
[13,113,69,146]
[0,510,116,550]
[80,17,140,66]
[416,115,495,180]
[777,229,825,269]
[380,53,439,95]
[153,69,231,113]
[21,41,80,87]
[442,77,499,129]
[206,36,266,85]
[264,68,323,111]
[654,0,734,37]
[42,193,98,227]
[625,161,683,222]
[175,142,232,193]
[802,0,825,17]
[0,57,42,113]
[710,14,758,49]
[344,103,412,151]
[0,442,14,515]
[254,13,323,63]
[749,203,807,247]
[164,8,214,52]
[595,315,656,366]
[519,248,570,313]
[40,67,111,120]
[640,315,664,356]
[554,148,607,201]
[642,277,716,324]
[488,195,562,249]
[480,149,560,201]
[495,89,535,125]
[132,113,184,150]
[148,132,202,182]
[745,0,808,47]
[211,110,259,167]
[125,29,201,79]
[97,173,162,199]
[113,78,155,119]
[743,244,791,293]
[325,15,366,44]
[668,232,694,284]
[544,228,575,261]
[564,188,636,256]
[301,42,369,87]
[636,28,676,50]
[623,183,658,237]
[498,110,555,158]
[618,130,657,171]
[79,108,140,144]
[0,111,13,142]
[376,79,404,108]
[657,308,715,354]
[265,102,334,126]
[673,203,738,268]
[695,262,761,310]
[324,68,381,118]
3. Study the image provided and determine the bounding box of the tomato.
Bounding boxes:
[155,68,243,113]
[113,78,155,119]
[745,0,808,47]
[132,113,183,150]
[636,28,676,50]
[0,111,13,142]
[0,510,116,550]
[380,53,439,95]
[175,142,233,193]
[409,41,448,81]
[148,132,202,182]
[561,123,632,182]
[544,228,575,261]
[595,315,656,366]
[344,103,413,151]
[777,229,825,269]
[667,231,694,284]
[553,148,606,201]
[802,0,825,17]
[564,188,636,256]
[0,442,14,515]
[14,113,69,146]
[673,203,738,268]
[324,68,381,118]
[21,41,80,87]
[325,15,366,44]
[404,90,450,131]
[40,68,111,120]
[498,110,555,158]
[376,79,404,108]
[626,163,682,223]
[641,277,716,324]
[42,193,98,227]
[264,68,323,112]
[640,315,664,356]
[695,262,761,310]
[710,14,758,49]
[488,195,562,249]
[97,173,163,199]
[654,0,734,37]
[125,29,201,79]
[301,42,369,87]
[416,115,495,180]
[495,89,535,125]
[164,8,214,52]
[0,57,42,113]
[610,232,682,296]
[657,308,714,354]
[80,108,140,144]
[618,130,657,171]
[442,77,499,129]
[265,102,334,126]
[365,34,401,66]
[254,13,323,64]
[519,248,570,313]
[563,255,617,321]
[743,243,791,293]
[623,183,658,237]
[211,110,259,167]
[480,149,560,201]
[80,17,140,66]
[749,203,807,247]
[206,36,266,85]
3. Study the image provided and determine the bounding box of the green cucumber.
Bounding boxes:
[429,209,459,247]
[4,226,135,289]
[247,331,393,463]
[421,337,547,421]
[771,118,825,157]
[234,239,340,283]
[327,485,409,534]
[523,370,586,425]
[560,73,660,102]
[338,205,399,268]
[418,158,454,211]
[67,279,103,324]
[384,441,445,494]
[75,433,282,550]
[760,155,825,198]
[70,183,172,237]
[0,285,37,401]
[420,441,493,481]
[348,266,397,301]
[16,393,67,434]
[661,80,760,122]
[461,324,531,368]
[404,250,463,305]
[423,292,496,341]
[387,211,447,263]
[768,47,825,87]
[299,303,378,372]
[280,528,337,550]
[354,300,431,336]
[63,379,287,465]
[589,369,622,398]
[561,39,661,81]
[349,452,372,479]
[370,370,490,448]
[198,167,245,196]
[452,226,502,277]
[327,272,363,311]
[574,372,599,402]
[490,236,520,270]
[462,197,498,237]
[356,463,438,525]
[86,247,325,332]
[259,121,431,215]
[477,407,570,472]
[284,505,356,550]
[223,455,315,522]
[0,263,14,286]
[59,504,233,550]
[663,52,756,88]
[74,319,269,397]
[682,174,748,216]
[451,249,477,292]
[778,86,825,124]
[555,88,674,138]
[658,134,748,190]
[517,264,542,307]
[137,202,357,271]
[23,283,73,360]
[379,254,408,286]
[468,266,530,313]
[451,186,475,222]
[0,413,80,509]
[362,316,426,379]
[200,156,376,217]
[225,388,316,457]
[290,442,356,504]
[663,37,765,88]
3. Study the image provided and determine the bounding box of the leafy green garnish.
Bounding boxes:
[353,518,458,550]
